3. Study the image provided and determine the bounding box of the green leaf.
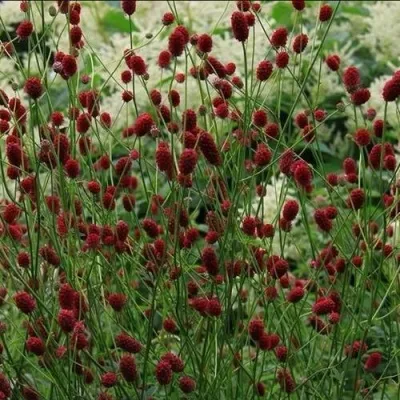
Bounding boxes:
[341,5,370,17]
[102,8,140,33]
[271,2,293,27]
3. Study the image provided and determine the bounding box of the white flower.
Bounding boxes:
[361,2,400,63]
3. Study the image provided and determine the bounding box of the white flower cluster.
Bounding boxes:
[361,1,400,64]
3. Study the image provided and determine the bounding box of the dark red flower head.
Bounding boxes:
[292,34,308,53]
[276,51,289,69]
[270,27,288,48]
[325,54,340,71]
[16,20,33,39]
[121,0,136,15]
[169,29,186,57]
[155,360,173,385]
[319,4,333,22]
[343,66,360,92]
[14,291,36,314]
[231,11,249,42]
[24,77,43,99]
[291,0,305,11]
[256,60,273,81]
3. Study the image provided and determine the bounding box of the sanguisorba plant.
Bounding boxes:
[0,0,399,399]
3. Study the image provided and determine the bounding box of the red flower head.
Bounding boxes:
[121,0,136,15]
[70,25,82,45]
[16,20,33,39]
[292,34,308,53]
[231,11,249,42]
[133,113,153,136]
[225,62,236,75]
[248,318,264,340]
[294,112,308,128]
[282,200,299,221]
[129,55,146,75]
[256,60,273,81]
[0,373,11,398]
[122,90,133,102]
[179,148,198,175]
[293,161,312,189]
[168,29,185,57]
[236,0,251,11]
[155,142,173,176]
[24,77,43,99]
[65,159,80,178]
[197,33,213,53]
[17,252,30,268]
[108,293,127,312]
[382,78,400,102]
[115,220,129,241]
[354,128,370,147]
[368,143,394,169]
[373,119,383,137]
[26,337,45,356]
[22,386,40,400]
[275,345,288,362]
[115,332,142,353]
[347,188,365,210]
[314,209,332,232]
[155,360,173,385]
[215,103,229,119]
[61,54,78,77]
[201,247,219,275]
[142,218,159,238]
[343,66,360,92]
[101,372,118,388]
[206,56,226,78]
[364,352,382,372]
[287,286,304,303]
[276,51,289,69]
[207,297,222,317]
[265,122,279,139]
[121,70,132,84]
[158,50,172,68]
[120,354,137,382]
[319,4,333,22]
[325,54,340,71]
[182,109,197,131]
[150,89,162,106]
[179,376,196,393]
[59,283,75,310]
[265,286,278,301]
[351,88,370,105]
[242,216,256,236]
[3,203,21,224]
[312,297,336,315]
[345,340,368,358]
[14,291,36,314]
[76,114,91,135]
[168,89,180,107]
[271,27,288,48]
[254,143,272,167]
[199,131,222,166]
[57,309,76,332]
[291,0,305,11]
[252,109,267,127]
[277,368,296,393]
[162,12,175,26]
[163,317,177,333]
